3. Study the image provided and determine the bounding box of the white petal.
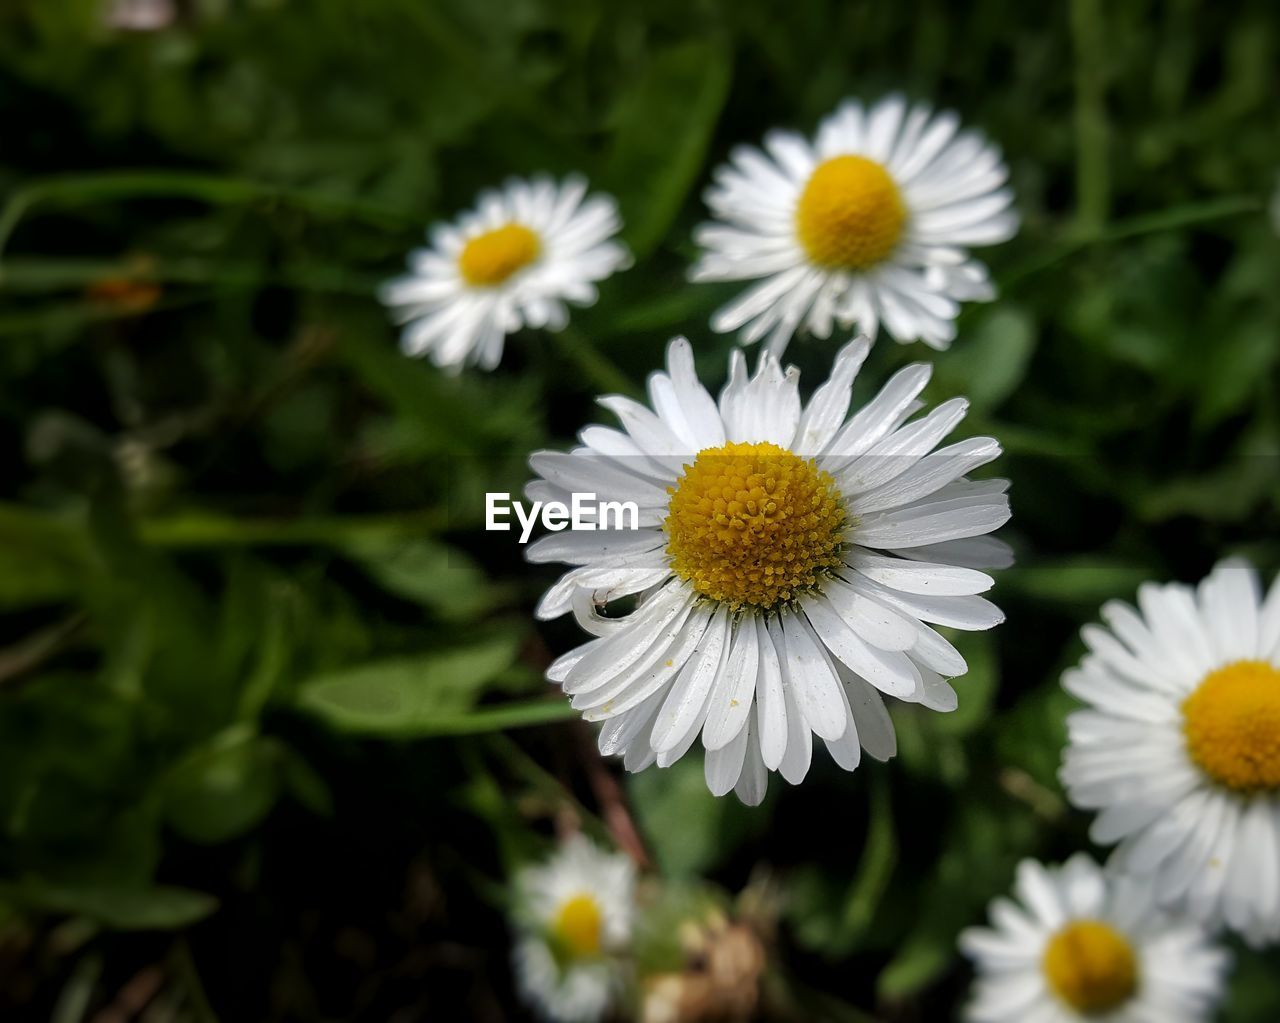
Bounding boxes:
[755,621,789,771]
[780,611,849,741]
[701,615,761,751]
[704,716,751,796]
[650,604,732,753]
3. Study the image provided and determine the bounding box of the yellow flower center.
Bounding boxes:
[1182,659,1280,792]
[665,442,847,610]
[457,223,541,286]
[794,155,906,269]
[1042,920,1138,1016]
[552,893,604,959]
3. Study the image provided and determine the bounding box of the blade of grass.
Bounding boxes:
[999,195,1263,293]
[138,509,457,548]
[1071,0,1111,231]
[0,170,422,263]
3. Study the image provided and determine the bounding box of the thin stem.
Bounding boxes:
[0,613,88,690]
[0,170,421,265]
[137,509,455,548]
[998,195,1263,293]
[1071,0,1110,232]
[573,720,652,870]
[549,326,640,398]
[171,939,221,1023]
[0,255,382,297]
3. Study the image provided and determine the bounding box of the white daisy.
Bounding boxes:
[690,94,1018,357]
[512,835,636,1023]
[380,175,630,371]
[1060,558,1280,947]
[526,336,1011,805]
[960,854,1229,1023]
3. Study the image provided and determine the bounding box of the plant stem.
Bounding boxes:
[999,195,1263,293]
[138,509,455,548]
[549,326,640,398]
[1071,0,1110,232]
[0,170,421,264]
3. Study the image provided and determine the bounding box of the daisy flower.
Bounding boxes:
[1060,558,1280,946]
[380,176,630,371]
[691,94,1018,356]
[512,836,636,1023]
[526,336,1011,805]
[960,854,1229,1023]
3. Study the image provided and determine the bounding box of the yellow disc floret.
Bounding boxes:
[665,442,847,610]
[1043,920,1138,1015]
[458,223,541,286]
[1182,659,1280,792]
[795,155,906,269]
[552,893,604,959]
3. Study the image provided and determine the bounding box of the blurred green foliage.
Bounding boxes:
[0,0,1278,1019]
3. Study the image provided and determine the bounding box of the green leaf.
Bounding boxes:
[1222,943,1280,1022]
[1193,321,1277,428]
[0,504,95,609]
[603,39,732,258]
[628,756,764,877]
[787,777,896,956]
[930,632,999,738]
[995,682,1077,793]
[298,635,523,736]
[162,729,282,845]
[877,928,954,1002]
[278,746,334,817]
[342,537,493,620]
[877,796,1040,999]
[0,878,217,931]
[1001,557,1151,607]
[937,306,1036,413]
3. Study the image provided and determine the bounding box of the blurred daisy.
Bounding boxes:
[527,336,1011,805]
[513,836,636,1023]
[104,0,175,30]
[380,176,630,371]
[1060,558,1280,946]
[691,94,1017,356]
[960,855,1229,1023]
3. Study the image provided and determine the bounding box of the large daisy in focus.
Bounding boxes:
[512,836,636,1023]
[691,94,1017,356]
[526,336,1011,805]
[380,176,630,371]
[960,855,1229,1022]
[1060,558,1280,947]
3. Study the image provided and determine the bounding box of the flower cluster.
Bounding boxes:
[380,87,1278,1023]
[511,837,773,1023]
[381,94,1014,371]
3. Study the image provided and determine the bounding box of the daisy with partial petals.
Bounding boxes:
[380,176,630,372]
[960,855,1229,1023]
[1060,558,1280,946]
[526,336,1011,805]
[512,836,636,1023]
[691,94,1017,356]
